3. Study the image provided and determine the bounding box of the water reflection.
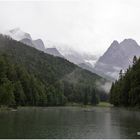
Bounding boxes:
[0,107,139,138]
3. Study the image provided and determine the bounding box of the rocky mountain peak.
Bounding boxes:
[94,38,140,80]
[7,28,32,41]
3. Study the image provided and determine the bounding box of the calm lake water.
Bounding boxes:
[0,106,140,139]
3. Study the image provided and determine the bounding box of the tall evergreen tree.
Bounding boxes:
[91,89,99,105]
[0,78,15,106]
[109,56,140,107]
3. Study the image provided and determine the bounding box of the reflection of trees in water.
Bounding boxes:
[110,108,140,138]
[0,107,140,139]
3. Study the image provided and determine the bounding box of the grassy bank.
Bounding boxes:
[0,106,13,111]
[97,102,113,107]
[65,102,113,108]
[0,102,113,112]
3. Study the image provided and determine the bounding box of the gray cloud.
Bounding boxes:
[0,0,140,56]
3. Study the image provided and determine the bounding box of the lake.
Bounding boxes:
[0,106,140,139]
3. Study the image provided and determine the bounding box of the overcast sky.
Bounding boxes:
[0,0,140,55]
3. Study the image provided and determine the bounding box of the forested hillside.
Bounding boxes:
[110,56,140,107]
[0,35,108,107]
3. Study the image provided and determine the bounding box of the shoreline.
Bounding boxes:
[0,102,113,111]
[1,102,140,112]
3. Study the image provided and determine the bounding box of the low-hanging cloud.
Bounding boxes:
[96,80,112,93]
[1,0,140,56]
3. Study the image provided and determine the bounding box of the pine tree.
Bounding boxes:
[133,55,137,65]
[84,92,88,105]
[14,81,26,106]
[0,78,15,106]
[91,89,99,105]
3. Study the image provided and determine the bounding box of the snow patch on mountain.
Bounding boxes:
[5,28,99,75]
[6,28,32,41]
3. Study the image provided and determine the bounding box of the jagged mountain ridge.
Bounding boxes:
[6,28,98,68]
[33,39,46,51]
[6,28,63,58]
[46,48,64,58]
[7,28,140,81]
[8,28,32,41]
[94,39,140,80]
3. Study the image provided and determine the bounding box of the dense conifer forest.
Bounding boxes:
[110,56,140,107]
[0,35,108,107]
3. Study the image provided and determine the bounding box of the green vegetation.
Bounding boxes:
[0,35,108,107]
[97,102,112,107]
[109,56,140,107]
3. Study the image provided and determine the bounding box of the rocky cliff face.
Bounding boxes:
[94,39,140,80]
[6,28,64,57]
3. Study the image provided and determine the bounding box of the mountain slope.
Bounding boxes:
[20,38,35,47]
[6,28,63,57]
[33,39,46,51]
[6,28,99,71]
[0,34,108,106]
[45,47,63,58]
[94,39,140,80]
